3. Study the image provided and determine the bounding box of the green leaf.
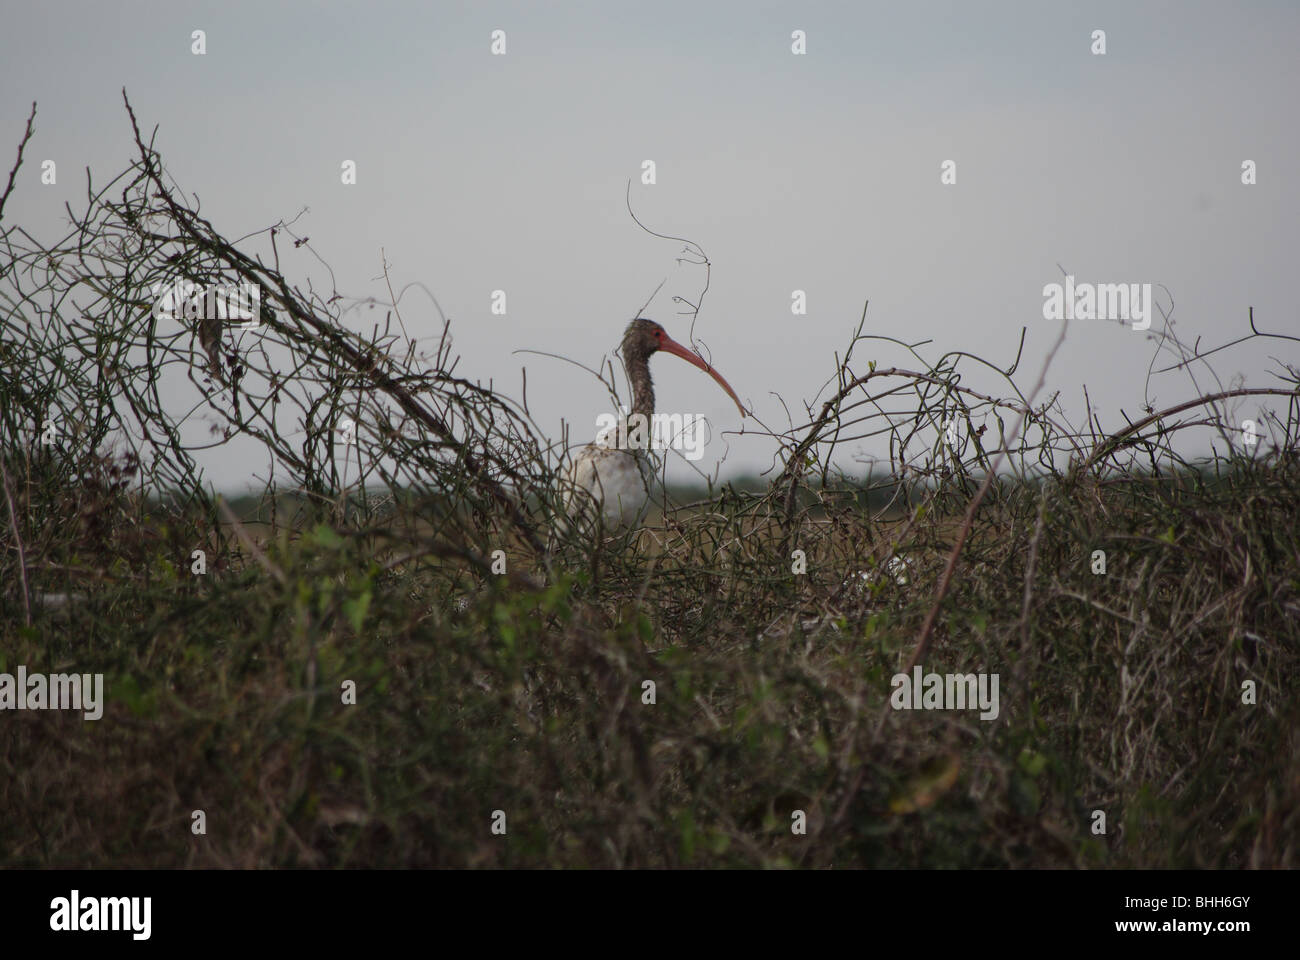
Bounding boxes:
[1018,748,1048,777]
[498,622,516,649]
[343,591,371,633]
[312,524,343,549]
[114,674,158,717]
[676,810,698,862]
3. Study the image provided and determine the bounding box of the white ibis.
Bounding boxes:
[561,318,746,533]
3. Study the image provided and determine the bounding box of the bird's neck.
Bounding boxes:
[627,355,654,423]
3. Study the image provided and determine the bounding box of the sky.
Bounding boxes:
[2,1,1297,492]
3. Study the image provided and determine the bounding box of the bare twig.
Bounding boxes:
[0,101,36,223]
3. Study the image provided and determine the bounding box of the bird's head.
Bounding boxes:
[622,318,747,418]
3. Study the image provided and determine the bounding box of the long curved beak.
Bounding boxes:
[657,334,748,418]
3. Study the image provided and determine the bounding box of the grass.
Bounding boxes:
[2,456,1296,867]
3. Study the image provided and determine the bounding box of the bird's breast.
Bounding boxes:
[564,444,655,532]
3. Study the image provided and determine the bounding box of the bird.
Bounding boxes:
[560,318,746,534]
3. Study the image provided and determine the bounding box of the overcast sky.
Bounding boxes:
[3,1,1297,492]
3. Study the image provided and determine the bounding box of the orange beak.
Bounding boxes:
[657,333,748,418]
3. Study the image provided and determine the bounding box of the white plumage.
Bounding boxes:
[563,443,657,533]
